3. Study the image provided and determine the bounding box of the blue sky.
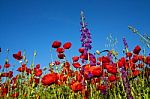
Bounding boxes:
[0,0,150,69]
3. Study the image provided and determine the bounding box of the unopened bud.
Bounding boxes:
[96,50,100,55]
[34,50,37,56]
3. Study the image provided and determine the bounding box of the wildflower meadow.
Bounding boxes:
[0,11,150,99]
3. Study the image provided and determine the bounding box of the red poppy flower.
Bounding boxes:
[0,65,2,69]
[120,57,126,65]
[72,62,81,68]
[105,64,112,69]
[81,64,90,72]
[55,61,60,65]
[34,69,42,77]
[89,66,102,77]
[17,64,27,72]
[126,52,132,58]
[97,84,106,91]
[2,71,13,78]
[1,87,8,96]
[56,47,65,53]
[57,74,67,82]
[76,72,83,82]
[58,53,65,59]
[117,57,126,68]
[79,47,85,53]
[41,73,58,86]
[52,40,61,48]
[108,75,117,82]
[132,54,139,63]
[101,56,110,63]
[71,82,83,92]
[72,56,79,62]
[130,61,136,69]
[106,65,117,74]
[1,72,8,77]
[4,63,10,68]
[132,70,140,76]
[13,51,23,60]
[133,45,141,55]
[117,61,123,68]
[63,42,72,49]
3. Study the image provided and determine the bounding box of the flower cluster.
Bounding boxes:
[80,11,92,51]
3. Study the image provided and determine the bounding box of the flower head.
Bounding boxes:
[41,73,58,86]
[52,41,61,48]
[133,45,141,55]
[13,51,23,60]
[63,42,72,49]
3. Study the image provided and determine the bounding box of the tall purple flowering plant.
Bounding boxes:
[80,11,92,51]
[121,37,133,99]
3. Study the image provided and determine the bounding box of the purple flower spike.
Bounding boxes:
[80,11,92,51]
[122,37,128,50]
[121,67,133,99]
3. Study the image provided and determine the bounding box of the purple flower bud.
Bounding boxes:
[83,28,88,32]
